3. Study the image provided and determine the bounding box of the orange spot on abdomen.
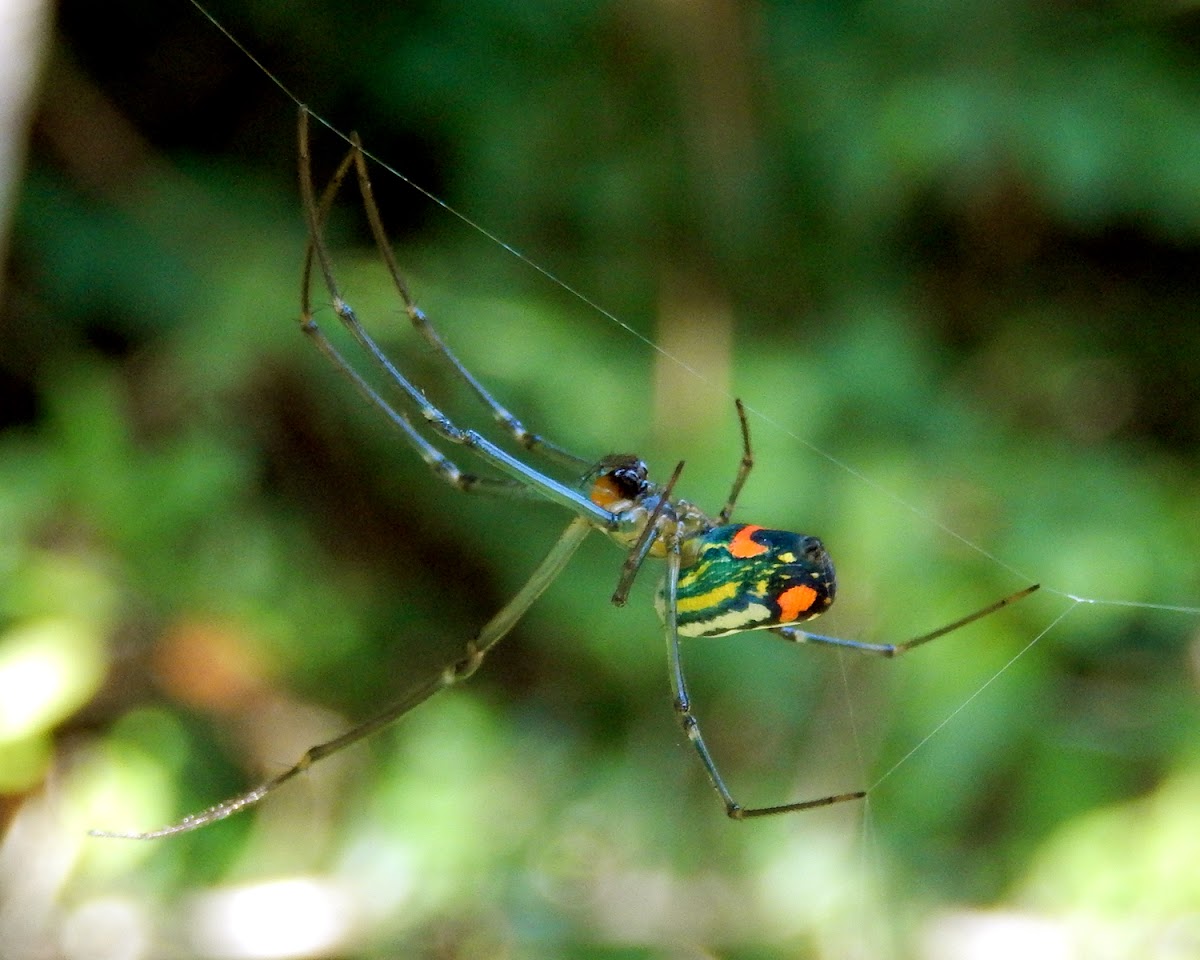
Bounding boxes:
[729,525,768,558]
[777,584,818,622]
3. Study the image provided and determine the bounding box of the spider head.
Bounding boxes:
[665,524,836,638]
[584,455,651,511]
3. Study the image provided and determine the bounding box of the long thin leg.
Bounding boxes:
[609,460,685,607]
[301,108,588,477]
[298,119,535,498]
[661,534,865,820]
[345,128,591,473]
[716,399,754,525]
[774,583,1040,655]
[90,517,594,840]
[297,111,616,529]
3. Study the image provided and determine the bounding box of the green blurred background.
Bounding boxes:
[2,0,1199,957]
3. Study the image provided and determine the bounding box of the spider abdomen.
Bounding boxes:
[662,524,837,638]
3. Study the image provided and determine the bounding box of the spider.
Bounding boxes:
[92,108,1038,839]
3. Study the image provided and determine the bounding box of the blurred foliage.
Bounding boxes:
[1,0,1199,957]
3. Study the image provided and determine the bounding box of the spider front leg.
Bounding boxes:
[300,108,591,475]
[297,112,617,528]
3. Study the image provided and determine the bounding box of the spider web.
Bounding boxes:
[82,2,1200,957]
[185,0,1198,677]
[211,0,1198,933]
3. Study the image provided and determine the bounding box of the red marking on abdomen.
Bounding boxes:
[729,525,768,558]
[778,584,818,622]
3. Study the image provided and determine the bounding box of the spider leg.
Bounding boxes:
[716,399,754,525]
[297,119,534,498]
[661,533,865,820]
[302,292,546,499]
[300,108,589,477]
[345,127,591,473]
[609,460,685,606]
[90,516,594,839]
[297,111,615,527]
[773,583,1040,656]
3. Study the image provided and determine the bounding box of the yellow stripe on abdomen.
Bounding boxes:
[675,578,741,616]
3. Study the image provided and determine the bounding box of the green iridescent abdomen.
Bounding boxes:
[659,524,837,638]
